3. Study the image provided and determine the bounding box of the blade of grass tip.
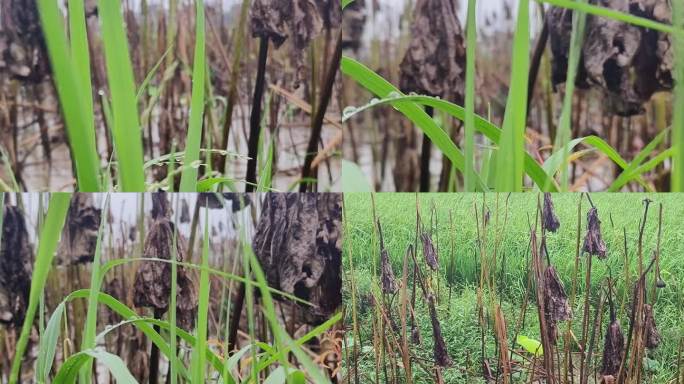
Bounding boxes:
[68,0,96,163]
[464,0,477,192]
[169,195,179,384]
[553,0,587,192]
[495,0,530,192]
[192,206,210,383]
[9,193,71,384]
[179,0,206,192]
[98,0,146,191]
[673,1,684,192]
[79,195,110,384]
[36,0,100,191]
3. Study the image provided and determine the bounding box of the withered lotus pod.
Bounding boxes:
[411,323,422,345]
[644,304,661,349]
[548,0,673,116]
[377,220,397,294]
[380,247,398,294]
[544,266,571,322]
[421,232,439,271]
[583,207,607,258]
[133,210,198,330]
[399,0,465,103]
[314,0,342,29]
[341,0,366,51]
[252,193,342,324]
[428,294,452,367]
[542,193,560,233]
[0,204,32,327]
[58,193,102,265]
[600,320,624,377]
[180,198,191,223]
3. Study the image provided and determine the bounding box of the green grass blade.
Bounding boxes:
[79,195,110,383]
[98,0,146,191]
[54,349,138,383]
[539,0,681,35]
[9,193,71,384]
[495,0,530,192]
[553,0,587,191]
[673,1,684,191]
[341,56,488,191]
[35,302,65,383]
[191,207,211,382]
[68,0,97,175]
[340,89,559,191]
[36,1,100,191]
[464,0,477,192]
[179,0,206,192]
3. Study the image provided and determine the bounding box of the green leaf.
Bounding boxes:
[179,0,207,192]
[54,349,138,383]
[342,160,373,192]
[517,335,543,357]
[99,0,146,191]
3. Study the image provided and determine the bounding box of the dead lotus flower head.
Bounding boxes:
[0,204,32,327]
[644,304,661,349]
[548,1,674,116]
[377,220,397,294]
[250,0,323,86]
[428,294,452,368]
[543,266,571,344]
[600,319,624,377]
[421,232,439,271]
[583,207,606,258]
[134,213,198,330]
[399,0,465,103]
[341,0,366,51]
[542,193,560,233]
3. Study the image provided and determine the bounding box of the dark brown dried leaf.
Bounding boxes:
[601,320,624,376]
[583,207,607,258]
[644,304,660,349]
[58,193,101,265]
[428,294,452,367]
[421,232,439,271]
[548,0,673,116]
[253,193,342,324]
[341,0,366,51]
[542,193,560,233]
[399,0,465,103]
[0,204,32,327]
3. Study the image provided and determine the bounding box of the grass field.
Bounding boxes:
[343,193,684,383]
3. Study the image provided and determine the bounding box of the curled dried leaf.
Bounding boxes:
[421,232,439,271]
[548,0,673,116]
[399,0,465,103]
[583,207,607,258]
[341,0,366,51]
[542,193,560,233]
[0,204,32,327]
[428,294,452,367]
[601,320,624,377]
[58,193,102,265]
[644,304,660,349]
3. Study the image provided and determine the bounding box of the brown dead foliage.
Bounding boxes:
[421,232,439,271]
[427,294,452,368]
[134,193,197,330]
[378,220,398,294]
[543,266,571,344]
[0,204,32,327]
[58,194,101,265]
[583,207,607,258]
[548,0,673,116]
[0,0,49,82]
[399,0,465,103]
[341,0,366,51]
[253,193,342,324]
[601,320,625,377]
[542,193,560,233]
[644,303,661,349]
